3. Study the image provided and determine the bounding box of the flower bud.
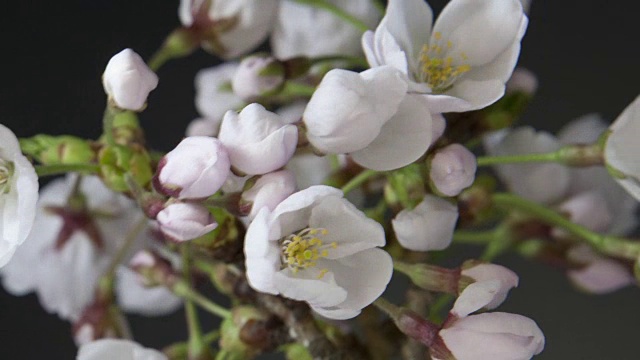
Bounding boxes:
[392,195,459,252]
[555,192,612,235]
[102,49,158,111]
[219,104,298,175]
[156,203,217,242]
[154,137,231,199]
[129,250,177,287]
[23,135,95,165]
[429,144,477,197]
[455,261,519,315]
[436,312,545,360]
[232,55,285,101]
[241,170,296,219]
[186,117,221,137]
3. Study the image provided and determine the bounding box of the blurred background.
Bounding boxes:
[0,0,638,358]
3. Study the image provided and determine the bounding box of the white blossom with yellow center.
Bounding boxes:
[363,0,528,113]
[244,186,393,320]
[0,124,38,268]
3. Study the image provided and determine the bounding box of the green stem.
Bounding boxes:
[35,163,100,177]
[173,279,232,319]
[492,192,640,260]
[106,216,148,276]
[148,49,173,72]
[292,0,370,32]
[310,55,369,68]
[476,152,561,166]
[341,169,378,195]
[181,245,207,359]
[103,106,118,146]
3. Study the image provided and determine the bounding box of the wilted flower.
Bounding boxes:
[0,124,38,268]
[219,104,298,175]
[303,67,433,171]
[429,143,477,197]
[245,186,392,319]
[392,195,459,251]
[102,49,158,111]
[363,0,528,113]
[156,203,217,242]
[271,0,381,58]
[154,137,230,199]
[77,339,167,360]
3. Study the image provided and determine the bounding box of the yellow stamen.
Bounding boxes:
[418,36,471,92]
[280,227,337,275]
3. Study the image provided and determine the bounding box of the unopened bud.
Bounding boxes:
[156,203,217,242]
[429,144,477,197]
[153,137,230,199]
[98,144,153,192]
[241,170,296,219]
[103,49,158,111]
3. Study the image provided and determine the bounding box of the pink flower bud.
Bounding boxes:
[154,137,230,199]
[567,245,633,294]
[241,170,296,219]
[454,262,519,316]
[156,203,217,242]
[102,49,158,111]
[430,144,477,197]
[392,195,459,251]
[232,55,285,101]
[436,312,545,360]
[555,192,612,235]
[219,104,298,175]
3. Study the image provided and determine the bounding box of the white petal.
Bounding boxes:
[308,196,385,259]
[274,268,348,308]
[605,95,640,200]
[77,339,167,360]
[195,63,244,120]
[116,267,182,316]
[433,0,525,67]
[243,170,296,219]
[432,78,506,113]
[557,114,607,145]
[461,263,519,310]
[315,248,393,319]
[244,208,281,295]
[352,95,433,171]
[270,186,343,239]
[451,280,503,318]
[102,49,159,111]
[272,0,381,58]
[392,195,459,252]
[285,153,333,189]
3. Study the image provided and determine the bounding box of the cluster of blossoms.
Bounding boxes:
[1,0,639,359]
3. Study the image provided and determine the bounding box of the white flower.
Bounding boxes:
[0,124,38,268]
[392,195,458,252]
[154,137,230,199]
[195,63,244,122]
[363,0,528,113]
[604,95,640,201]
[244,186,392,319]
[484,127,571,204]
[241,170,296,219]
[303,67,433,171]
[271,0,381,58]
[102,49,158,111]
[436,312,545,360]
[178,0,279,59]
[429,143,477,197]
[156,203,217,242]
[77,339,167,360]
[185,117,222,137]
[219,104,298,175]
[232,55,285,101]
[1,176,146,321]
[566,245,633,295]
[453,263,519,317]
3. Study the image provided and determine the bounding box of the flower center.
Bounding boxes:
[280,227,337,279]
[418,32,471,93]
[0,158,15,194]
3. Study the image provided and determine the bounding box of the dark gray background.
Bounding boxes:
[0,0,638,359]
